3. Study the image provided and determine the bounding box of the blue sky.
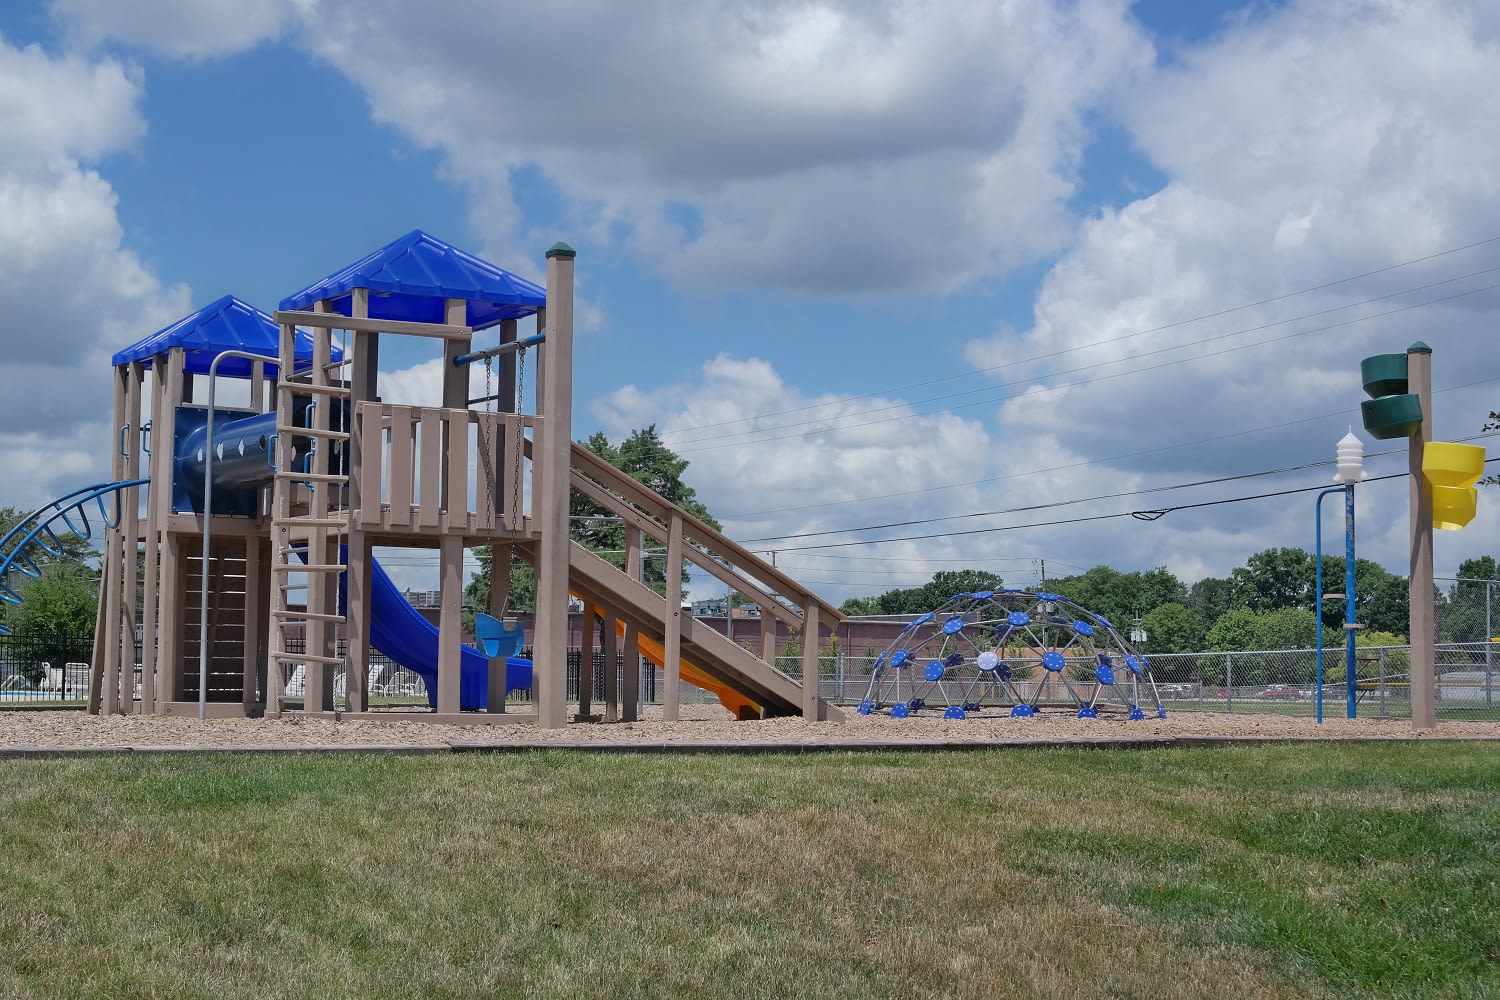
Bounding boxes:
[1,0,1497,604]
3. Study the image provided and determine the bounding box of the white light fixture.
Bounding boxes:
[1334,428,1366,485]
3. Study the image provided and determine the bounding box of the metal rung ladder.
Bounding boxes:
[266,324,352,716]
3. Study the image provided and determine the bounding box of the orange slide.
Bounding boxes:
[617,621,760,719]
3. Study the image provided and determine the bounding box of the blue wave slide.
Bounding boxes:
[364,556,533,710]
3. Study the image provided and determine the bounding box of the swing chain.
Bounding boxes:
[511,344,525,533]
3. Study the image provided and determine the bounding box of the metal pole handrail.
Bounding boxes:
[1314,485,1345,725]
[200,350,280,721]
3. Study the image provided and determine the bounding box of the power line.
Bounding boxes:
[674,277,1500,455]
[763,457,1500,554]
[667,234,1500,441]
[740,431,1500,545]
[722,374,1500,518]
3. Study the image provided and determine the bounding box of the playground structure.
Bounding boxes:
[858,590,1167,720]
[0,231,844,727]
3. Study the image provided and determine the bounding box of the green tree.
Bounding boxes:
[1253,606,1319,650]
[1046,565,1186,626]
[1440,555,1498,642]
[839,595,881,616]
[1187,576,1239,625]
[1206,607,1260,652]
[6,566,98,685]
[867,569,1006,615]
[467,426,719,615]
[1140,602,1204,654]
[1231,547,1316,611]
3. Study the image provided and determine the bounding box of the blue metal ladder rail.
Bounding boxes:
[0,479,149,636]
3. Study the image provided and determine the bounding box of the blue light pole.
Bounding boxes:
[1316,431,1365,724]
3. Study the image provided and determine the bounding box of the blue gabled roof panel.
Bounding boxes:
[278,229,547,330]
[111,295,335,378]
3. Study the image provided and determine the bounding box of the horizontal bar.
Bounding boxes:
[276,310,472,340]
[272,563,345,573]
[273,610,347,623]
[452,332,546,367]
[277,381,350,397]
[273,471,348,483]
[274,652,344,665]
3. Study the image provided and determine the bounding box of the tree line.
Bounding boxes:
[840,549,1500,654]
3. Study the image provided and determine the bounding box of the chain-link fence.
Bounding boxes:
[778,644,1500,720]
[14,629,1498,721]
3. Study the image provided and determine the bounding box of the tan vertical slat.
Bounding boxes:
[117,363,143,712]
[761,616,776,667]
[242,537,262,712]
[503,417,523,532]
[475,413,496,532]
[418,408,441,529]
[388,405,413,527]
[437,534,463,714]
[801,600,821,720]
[358,403,382,527]
[663,510,683,722]
[143,355,169,710]
[445,409,468,532]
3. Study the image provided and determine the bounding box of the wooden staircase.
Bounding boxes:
[560,442,845,721]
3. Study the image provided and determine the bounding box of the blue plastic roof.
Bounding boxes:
[111,295,335,378]
[279,229,546,331]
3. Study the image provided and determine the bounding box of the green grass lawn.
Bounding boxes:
[1,744,1495,1000]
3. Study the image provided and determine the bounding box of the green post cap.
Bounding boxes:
[1407,341,1432,354]
[545,241,577,259]
[1360,353,1408,398]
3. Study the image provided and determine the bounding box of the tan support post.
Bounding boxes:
[346,289,375,714]
[622,524,642,722]
[801,599,821,720]
[533,244,575,729]
[577,600,596,720]
[96,364,129,714]
[602,608,619,723]
[663,510,683,721]
[622,621,641,722]
[140,358,166,713]
[1408,344,1436,730]
[437,534,463,714]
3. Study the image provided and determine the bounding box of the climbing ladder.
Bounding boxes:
[266,319,351,715]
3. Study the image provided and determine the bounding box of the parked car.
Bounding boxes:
[1256,684,1302,700]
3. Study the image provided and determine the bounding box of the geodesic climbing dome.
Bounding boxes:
[858,590,1166,721]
